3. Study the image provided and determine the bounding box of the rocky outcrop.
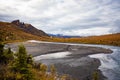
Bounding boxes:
[11,20,49,37]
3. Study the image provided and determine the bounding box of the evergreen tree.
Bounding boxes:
[12,45,34,80]
[27,54,33,66]
[0,43,4,63]
[4,47,14,64]
[0,43,7,64]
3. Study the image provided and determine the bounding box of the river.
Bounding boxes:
[33,41,120,80]
[88,44,120,80]
[5,40,120,80]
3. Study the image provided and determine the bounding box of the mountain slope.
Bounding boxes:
[48,33,120,46]
[0,21,46,42]
[11,20,49,37]
[72,33,120,46]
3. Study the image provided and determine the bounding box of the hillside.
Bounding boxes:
[0,21,48,42]
[48,33,120,46]
[0,20,120,46]
[11,20,49,37]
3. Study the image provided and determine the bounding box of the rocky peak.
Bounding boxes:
[11,20,20,25]
[11,20,28,28]
[11,20,49,37]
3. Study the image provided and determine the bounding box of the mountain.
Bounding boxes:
[48,34,81,38]
[11,20,49,37]
[0,21,48,42]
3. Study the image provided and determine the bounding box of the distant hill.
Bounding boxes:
[73,33,120,46]
[48,34,81,38]
[11,20,49,37]
[0,21,48,42]
[48,33,120,46]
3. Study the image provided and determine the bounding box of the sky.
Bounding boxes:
[0,0,120,36]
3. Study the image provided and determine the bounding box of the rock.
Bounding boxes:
[11,20,49,37]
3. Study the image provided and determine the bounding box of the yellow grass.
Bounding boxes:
[47,33,120,46]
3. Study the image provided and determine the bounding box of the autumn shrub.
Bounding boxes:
[0,43,70,80]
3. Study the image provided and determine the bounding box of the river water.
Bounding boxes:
[32,41,120,80]
[88,44,120,80]
[6,40,120,80]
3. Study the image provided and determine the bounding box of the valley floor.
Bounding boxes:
[5,40,113,80]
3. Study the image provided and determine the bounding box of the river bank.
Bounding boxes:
[5,40,113,80]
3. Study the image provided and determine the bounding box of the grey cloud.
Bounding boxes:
[0,0,120,36]
[110,20,120,33]
[19,0,31,2]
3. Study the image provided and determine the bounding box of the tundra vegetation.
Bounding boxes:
[0,42,71,80]
[0,42,100,80]
[0,21,120,46]
[47,33,120,46]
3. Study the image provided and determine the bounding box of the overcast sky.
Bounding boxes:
[0,0,120,36]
